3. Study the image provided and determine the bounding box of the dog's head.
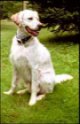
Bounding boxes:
[11,10,43,36]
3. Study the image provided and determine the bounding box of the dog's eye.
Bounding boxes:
[28,17,33,20]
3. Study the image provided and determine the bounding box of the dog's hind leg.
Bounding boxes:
[16,89,27,95]
[36,94,45,101]
[3,68,20,95]
[17,82,31,94]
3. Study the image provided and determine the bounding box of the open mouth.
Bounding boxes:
[25,26,39,36]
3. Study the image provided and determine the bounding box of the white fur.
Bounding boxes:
[55,74,73,84]
[3,10,73,106]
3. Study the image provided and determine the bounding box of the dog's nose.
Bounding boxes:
[37,23,43,30]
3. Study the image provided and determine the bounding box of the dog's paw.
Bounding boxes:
[16,89,27,95]
[29,98,37,106]
[36,94,45,101]
[3,90,14,95]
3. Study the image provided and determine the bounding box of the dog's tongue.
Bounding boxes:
[25,27,39,36]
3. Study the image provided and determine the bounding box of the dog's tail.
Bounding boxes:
[55,74,73,84]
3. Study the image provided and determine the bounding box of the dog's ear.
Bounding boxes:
[10,13,20,25]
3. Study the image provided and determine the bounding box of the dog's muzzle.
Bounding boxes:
[25,23,43,36]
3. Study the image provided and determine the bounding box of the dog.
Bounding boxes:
[3,10,73,106]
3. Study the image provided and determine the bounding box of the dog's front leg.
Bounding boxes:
[29,68,39,106]
[3,68,19,95]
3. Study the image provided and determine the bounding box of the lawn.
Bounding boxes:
[1,20,79,124]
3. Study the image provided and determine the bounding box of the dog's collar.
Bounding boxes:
[16,36,31,44]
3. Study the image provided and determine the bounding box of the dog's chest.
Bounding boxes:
[10,44,34,81]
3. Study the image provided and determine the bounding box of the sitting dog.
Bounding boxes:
[4,10,73,106]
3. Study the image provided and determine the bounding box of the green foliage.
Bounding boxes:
[29,0,80,32]
[0,1,23,19]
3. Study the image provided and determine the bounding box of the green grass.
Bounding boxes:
[1,20,79,124]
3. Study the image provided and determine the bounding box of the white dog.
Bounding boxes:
[4,10,73,106]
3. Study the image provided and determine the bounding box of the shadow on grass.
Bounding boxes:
[52,33,79,43]
[46,33,79,45]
